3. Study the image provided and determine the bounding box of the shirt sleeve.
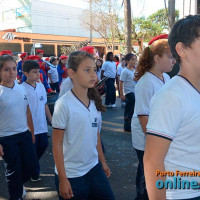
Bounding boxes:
[52,99,69,130]
[101,62,107,71]
[120,69,126,82]
[135,85,154,116]
[147,90,183,141]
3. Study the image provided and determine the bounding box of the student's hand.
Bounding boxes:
[102,162,111,178]
[120,95,125,101]
[32,135,35,144]
[0,145,4,157]
[59,178,74,199]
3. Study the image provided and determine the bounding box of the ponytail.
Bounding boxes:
[134,47,153,81]
[88,87,106,112]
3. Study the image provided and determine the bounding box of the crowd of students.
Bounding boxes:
[0,15,200,200]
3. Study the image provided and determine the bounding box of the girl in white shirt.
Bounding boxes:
[101,52,117,108]
[0,55,37,199]
[52,51,115,200]
[131,35,175,200]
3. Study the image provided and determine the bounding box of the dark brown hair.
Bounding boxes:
[0,55,16,82]
[68,51,106,112]
[134,39,169,81]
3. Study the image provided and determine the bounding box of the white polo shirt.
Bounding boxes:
[0,83,28,137]
[59,77,73,98]
[52,90,101,178]
[117,63,124,76]
[120,67,136,95]
[22,82,48,135]
[48,66,59,83]
[131,72,170,150]
[147,76,200,199]
[102,61,116,78]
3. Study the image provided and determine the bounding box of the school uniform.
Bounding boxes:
[120,67,136,131]
[0,83,37,200]
[22,82,48,180]
[147,75,200,200]
[52,90,114,200]
[102,61,116,106]
[131,71,170,199]
[48,65,59,92]
[59,77,73,98]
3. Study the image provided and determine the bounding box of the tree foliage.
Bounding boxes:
[132,8,179,45]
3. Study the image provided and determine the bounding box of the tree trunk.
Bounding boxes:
[124,0,132,53]
[168,0,176,31]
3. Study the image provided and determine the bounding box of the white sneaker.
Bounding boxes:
[106,104,112,108]
[22,186,26,198]
[111,104,117,108]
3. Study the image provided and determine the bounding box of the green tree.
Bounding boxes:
[132,8,179,51]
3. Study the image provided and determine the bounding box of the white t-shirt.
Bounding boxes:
[22,82,48,135]
[48,66,59,83]
[101,61,116,78]
[120,67,136,95]
[96,69,101,80]
[131,72,170,150]
[0,83,28,137]
[59,77,73,98]
[147,76,200,199]
[117,63,124,76]
[52,90,101,178]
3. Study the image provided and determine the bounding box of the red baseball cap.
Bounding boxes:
[60,55,68,60]
[148,34,168,45]
[20,52,28,59]
[26,55,40,60]
[79,46,94,54]
[0,50,13,56]
[36,49,45,54]
[45,57,50,61]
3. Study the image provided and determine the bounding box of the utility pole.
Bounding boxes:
[168,0,176,31]
[89,0,93,46]
[124,0,132,53]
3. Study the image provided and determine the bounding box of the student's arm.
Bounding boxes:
[119,80,125,101]
[144,135,171,200]
[101,70,105,80]
[45,104,52,124]
[27,105,35,144]
[0,144,4,156]
[96,132,111,177]
[53,129,73,199]
[138,115,148,134]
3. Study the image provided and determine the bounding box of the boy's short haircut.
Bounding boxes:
[168,15,200,64]
[23,60,40,73]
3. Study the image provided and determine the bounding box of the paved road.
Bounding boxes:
[0,98,138,200]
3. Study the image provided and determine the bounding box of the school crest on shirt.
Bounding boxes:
[39,96,44,101]
[24,95,27,100]
[92,118,98,127]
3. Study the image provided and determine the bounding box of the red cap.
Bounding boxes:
[26,55,40,61]
[60,55,68,60]
[79,46,94,54]
[45,57,50,61]
[20,52,27,59]
[148,34,168,45]
[36,49,45,54]
[0,50,13,56]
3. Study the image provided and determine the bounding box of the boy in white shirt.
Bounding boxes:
[144,15,200,200]
[22,60,52,182]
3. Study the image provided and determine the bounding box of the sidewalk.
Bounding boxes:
[0,97,138,200]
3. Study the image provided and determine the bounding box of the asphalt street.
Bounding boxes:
[0,97,138,200]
